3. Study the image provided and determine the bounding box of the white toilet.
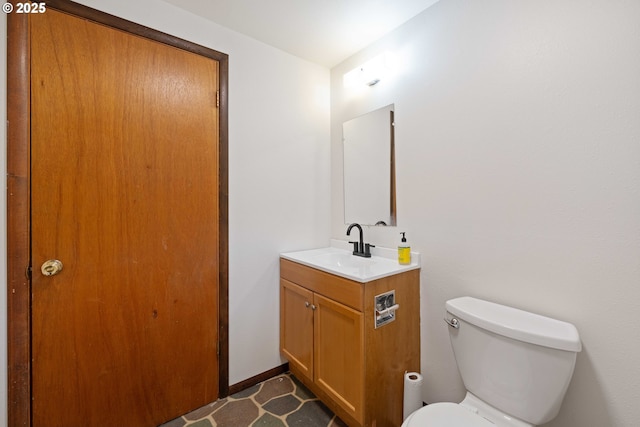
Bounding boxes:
[403,296,581,427]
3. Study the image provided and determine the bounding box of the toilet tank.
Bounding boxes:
[445,297,581,425]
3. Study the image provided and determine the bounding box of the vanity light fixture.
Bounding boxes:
[343,52,394,88]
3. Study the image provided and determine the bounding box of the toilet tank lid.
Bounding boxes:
[446,297,582,352]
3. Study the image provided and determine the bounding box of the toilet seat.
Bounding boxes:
[402,403,494,427]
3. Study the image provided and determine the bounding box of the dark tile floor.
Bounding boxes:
[160,373,347,427]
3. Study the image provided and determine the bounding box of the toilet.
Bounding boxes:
[403,296,581,427]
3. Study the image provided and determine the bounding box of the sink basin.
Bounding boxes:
[280,245,419,283]
[311,252,372,268]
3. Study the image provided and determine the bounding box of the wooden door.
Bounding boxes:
[30,9,220,426]
[314,293,364,424]
[280,279,314,381]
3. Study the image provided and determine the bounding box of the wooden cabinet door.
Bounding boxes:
[314,293,365,424]
[280,279,314,381]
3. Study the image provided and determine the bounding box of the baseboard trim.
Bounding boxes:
[228,363,290,396]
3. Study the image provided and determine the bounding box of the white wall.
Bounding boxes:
[331,1,640,426]
[1,0,330,421]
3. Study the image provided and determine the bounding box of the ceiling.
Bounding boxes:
[162,0,440,67]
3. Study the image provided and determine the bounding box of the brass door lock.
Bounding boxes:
[41,259,63,276]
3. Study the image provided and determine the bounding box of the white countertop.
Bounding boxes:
[280,239,420,283]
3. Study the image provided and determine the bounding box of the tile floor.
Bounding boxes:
[160,373,347,427]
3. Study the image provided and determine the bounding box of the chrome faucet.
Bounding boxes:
[346,223,375,258]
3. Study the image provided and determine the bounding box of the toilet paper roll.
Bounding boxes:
[403,371,423,421]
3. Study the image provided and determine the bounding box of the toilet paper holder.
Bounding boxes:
[375,290,399,328]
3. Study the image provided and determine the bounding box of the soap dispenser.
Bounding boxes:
[398,232,411,265]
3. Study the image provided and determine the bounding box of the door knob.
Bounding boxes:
[41,259,63,276]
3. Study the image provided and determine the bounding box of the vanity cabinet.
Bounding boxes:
[280,258,420,427]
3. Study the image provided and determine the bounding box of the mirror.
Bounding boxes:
[343,104,396,226]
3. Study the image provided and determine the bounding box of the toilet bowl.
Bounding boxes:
[403,402,494,427]
[403,297,581,427]
[402,393,532,427]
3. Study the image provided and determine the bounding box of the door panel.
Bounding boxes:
[280,279,314,380]
[314,293,364,424]
[30,10,219,426]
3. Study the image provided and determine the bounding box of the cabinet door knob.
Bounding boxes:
[311,304,317,310]
[305,301,310,308]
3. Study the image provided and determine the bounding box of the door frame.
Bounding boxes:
[6,1,229,425]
